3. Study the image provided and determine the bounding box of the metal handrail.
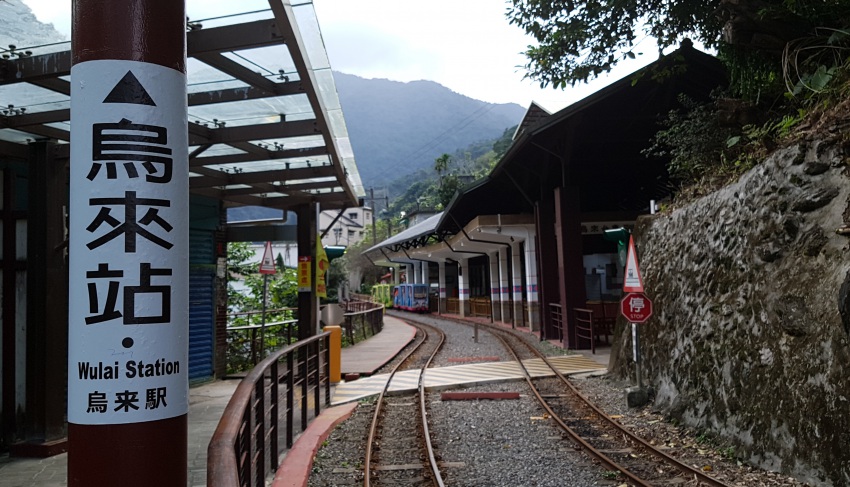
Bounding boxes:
[208,332,331,487]
[548,303,563,342]
[341,301,384,345]
[574,307,595,354]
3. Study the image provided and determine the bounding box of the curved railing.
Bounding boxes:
[341,299,384,345]
[208,332,331,487]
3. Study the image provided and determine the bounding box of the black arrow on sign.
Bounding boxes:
[103,71,156,106]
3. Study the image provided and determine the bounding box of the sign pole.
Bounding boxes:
[258,241,277,358]
[260,274,269,358]
[69,1,188,485]
[631,323,642,388]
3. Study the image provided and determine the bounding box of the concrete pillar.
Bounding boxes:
[438,261,447,314]
[499,246,511,323]
[524,234,540,331]
[511,241,524,328]
[489,251,501,322]
[458,258,470,317]
[69,0,188,484]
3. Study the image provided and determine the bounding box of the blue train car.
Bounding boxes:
[392,283,429,313]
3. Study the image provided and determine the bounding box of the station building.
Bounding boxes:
[365,40,727,349]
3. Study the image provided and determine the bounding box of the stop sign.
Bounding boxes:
[621,292,653,323]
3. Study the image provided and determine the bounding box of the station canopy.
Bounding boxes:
[0,0,364,211]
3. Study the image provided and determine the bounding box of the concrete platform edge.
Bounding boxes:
[271,402,358,487]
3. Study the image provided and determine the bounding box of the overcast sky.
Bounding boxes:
[22,0,659,113]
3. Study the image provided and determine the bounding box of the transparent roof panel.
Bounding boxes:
[293,3,330,71]
[0,83,69,113]
[0,0,364,204]
[187,93,313,127]
[223,46,297,80]
[190,144,247,157]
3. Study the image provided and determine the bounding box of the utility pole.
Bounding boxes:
[368,188,377,245]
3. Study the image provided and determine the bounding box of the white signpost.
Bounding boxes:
[68,61,188,425]
[621,235,646,390]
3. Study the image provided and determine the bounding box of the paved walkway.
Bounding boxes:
[341,315,416,375]
[331,353,607,404]
[0,379,239,487]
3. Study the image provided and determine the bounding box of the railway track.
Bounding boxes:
[364,321,446,487]
[398,312,733,487]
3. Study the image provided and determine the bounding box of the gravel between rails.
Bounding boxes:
[308,313,812,487]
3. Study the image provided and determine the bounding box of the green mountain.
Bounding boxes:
[334,72,526,188]
[229,74,525,222]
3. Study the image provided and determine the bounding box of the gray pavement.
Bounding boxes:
[0,379,239,487]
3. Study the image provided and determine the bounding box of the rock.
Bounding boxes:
[756,243,782,262]
[791,186,839,212]
[803,161,830,175]
[774,295,810,337]
[841,271,850,336]
[800,228,827,256]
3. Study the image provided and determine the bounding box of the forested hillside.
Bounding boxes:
[334,72,525,188]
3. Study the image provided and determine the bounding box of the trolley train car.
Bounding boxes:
[392,283,429,313]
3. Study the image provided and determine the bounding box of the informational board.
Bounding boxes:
[68,60,188,425]
[298,256,312,291]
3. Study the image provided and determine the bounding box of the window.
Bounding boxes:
[348,212,358,220]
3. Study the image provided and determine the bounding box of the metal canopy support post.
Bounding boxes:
[68,1,188,485]
[296,202,319,340]
[21,141,68,455]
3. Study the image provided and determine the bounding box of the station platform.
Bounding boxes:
[341,315,417,376]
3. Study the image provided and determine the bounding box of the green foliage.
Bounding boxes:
[507,0,725,87]
[507,0,850,94]
[643,94,741,185]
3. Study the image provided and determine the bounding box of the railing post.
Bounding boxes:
[286,352,294,449]
[301,347,308,432]
[255,378,265,487]
[313,341,320,417]
[271,360,279,472]
[324,336,331,405]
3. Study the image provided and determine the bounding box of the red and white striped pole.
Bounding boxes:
[69,1,188,485]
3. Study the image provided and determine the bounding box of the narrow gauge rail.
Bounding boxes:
[436,316,732,487]
[365,321,446,487]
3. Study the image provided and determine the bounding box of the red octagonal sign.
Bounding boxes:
[621,292,653,323]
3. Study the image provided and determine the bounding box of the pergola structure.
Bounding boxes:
[0,0,362,210]
[0,0,363,457]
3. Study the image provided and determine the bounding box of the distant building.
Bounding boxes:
[319,207,373,248]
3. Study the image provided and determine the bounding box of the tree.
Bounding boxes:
[506,0,849,91]
[434,153,451,186]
